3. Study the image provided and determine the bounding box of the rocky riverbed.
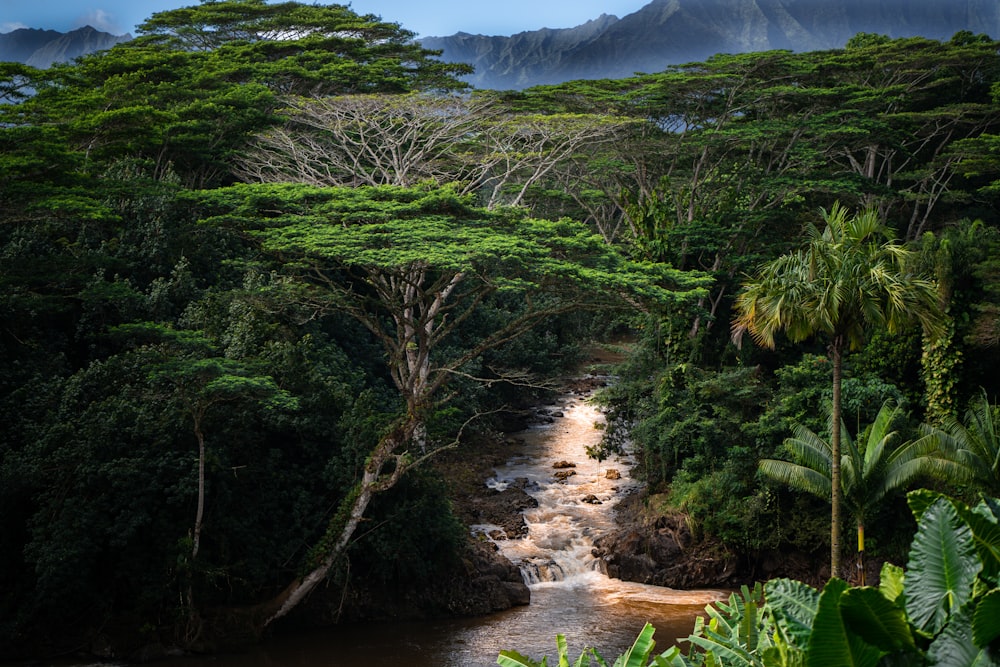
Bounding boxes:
[316,355,831,627]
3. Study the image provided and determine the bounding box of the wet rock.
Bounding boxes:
[310,539,530,623]
[594,490,832,589]
[553,460,577,469]
[553,469,577,481]
[502,581,532,606]
[510,476,540,491]
[605,469,621,480]
[581,494,602,505]
[467,487,538,538]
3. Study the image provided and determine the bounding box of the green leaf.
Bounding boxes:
[806,578,883,667]
[907,488,946,524]
[960,502,1000,584]
[498,650,547,667]
[765,578,820,649]
[558,634,571,667]
[906,497,981,635]
[652,646,693,666]
[840,587,915,652]
[615,623,658,667]
[878,563,905,604]
[973,590,1000,648]
[926,602,998,667]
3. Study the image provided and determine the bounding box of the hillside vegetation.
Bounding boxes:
[2,0,1000,661]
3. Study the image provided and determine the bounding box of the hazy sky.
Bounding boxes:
[1,0,651,37]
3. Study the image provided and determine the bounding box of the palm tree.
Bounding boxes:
[760,400,945,584]
[733,203,942,578]
[923,390,1000,496]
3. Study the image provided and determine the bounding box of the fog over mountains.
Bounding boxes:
[1,0,997,89]
[422,0,1000,89]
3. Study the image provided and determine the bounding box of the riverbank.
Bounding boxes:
[593,491,830,590]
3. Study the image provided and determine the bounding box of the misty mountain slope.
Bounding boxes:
[426,14,621,89]
[0,26,131,68]
[422,0,1000,89]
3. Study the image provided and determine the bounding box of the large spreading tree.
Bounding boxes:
[193,183,709,630]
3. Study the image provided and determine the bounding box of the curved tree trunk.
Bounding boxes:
[192,417,206,562]
[262,467,380,625]
[830,338,844,580]
[208,416,420,641]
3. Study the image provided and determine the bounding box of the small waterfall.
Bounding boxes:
[473,391,639,587]
[155,383,727,667]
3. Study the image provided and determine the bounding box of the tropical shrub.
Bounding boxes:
[502,489,1000,666]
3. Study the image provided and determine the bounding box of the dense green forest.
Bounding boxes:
[3,0,1000,660]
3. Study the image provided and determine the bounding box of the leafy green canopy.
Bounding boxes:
[196,183,709,308]
[1,1,470,188]
[134,0,471,95]
[733,203,942,353]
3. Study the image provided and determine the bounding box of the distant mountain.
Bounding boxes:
[0,26,131,68]
[422,0,1000,90]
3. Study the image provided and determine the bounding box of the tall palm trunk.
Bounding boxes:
[830,337,844,580]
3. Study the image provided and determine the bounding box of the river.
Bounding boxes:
[111,390,724,666]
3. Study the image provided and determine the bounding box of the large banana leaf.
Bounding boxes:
[906,497,981,636]
[972,590,1000,649]
[805,578,883,667]
[961,500,1000,584]
[614,623,659,667]
[926,602,999,667]
[497,650,548,667]
[839,587,915,653]
[765,578,819,650]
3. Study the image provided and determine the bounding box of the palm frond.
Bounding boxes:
[760,459,832,499]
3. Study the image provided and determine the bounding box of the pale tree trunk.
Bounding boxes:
[830,338,844,580]
[259,417,418,629]
[192,415,206,562]
[185,410,208,642]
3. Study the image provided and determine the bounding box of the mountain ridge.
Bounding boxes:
[0,26,131,68]
[421,0,1000,89]
[3,2,997,88]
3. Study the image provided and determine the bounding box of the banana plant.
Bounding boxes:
[501,490,1000,667]
[497,632,592,667]
[497,622,663,667]
[683,584,774,666]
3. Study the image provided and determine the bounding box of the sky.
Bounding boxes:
[0,0,652,38]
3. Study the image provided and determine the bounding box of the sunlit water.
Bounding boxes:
[71,391,724,667]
